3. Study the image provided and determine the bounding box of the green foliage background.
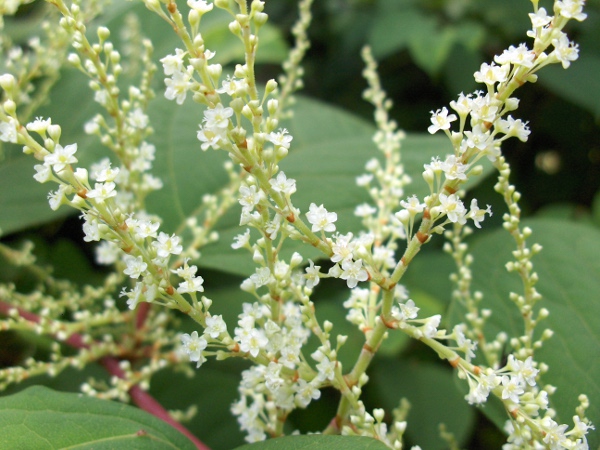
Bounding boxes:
[1,0,599,449]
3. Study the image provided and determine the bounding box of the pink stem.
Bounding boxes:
[0,300,210,450]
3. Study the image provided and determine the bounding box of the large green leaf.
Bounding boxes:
[233,435,390,450]
[370,359,475,449]
[540,54,600,120]
[450,219,600,448]
[0,385,196,449]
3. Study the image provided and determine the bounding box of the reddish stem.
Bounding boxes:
[0,300,210,450]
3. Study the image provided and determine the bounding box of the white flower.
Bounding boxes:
[216,75,248,95]
[438,193,467,224]
[181,331,208,367]
[238,184,264,212]
[127,108,149,129]
[197,125,226,151]
[249,267,273,288]
[354,203,376,217]
[47,184,71,211]
[130,218,160,239]
[123,254,148,279]
[400,196,426,215]
[294,379,321,408]
[44,143,78,172]
[529,7,553,28]
[152,232,183,258]
[269,171,296,195]
[160,48,186,76]
[331,232,356,263]
[306,203,337,233]
[422,314,441,338]
[495,44,535,69]
[304,260,321,289]
[91,158,120,182]
[87,182,117,203]
[187,0,213,13]
[232,229,251,249]
[507,355,539,387]
[203,103,233,129]
[427,107,457,134]
[500,375,524,404]
[82,213,101,242]
[555,0,587,21]
[26,117,51,134]
[177,275,204,294]
[267,128,293,149]
[205,315,227,339]
[316,357,336,382]
[238,327,268,358]
[33,164,52,183]
[0,119,18,143]
[496,116,530,142]
[551,33,580,69]
[474,62,510,86]
[340,259,368,289]
[441,155,468,181]
[95,241,120,265]
[467,199,492,228]
[164,67,193,104]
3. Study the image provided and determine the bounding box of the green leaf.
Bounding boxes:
[233,435,390,450]
[450,218,600,448]
[150,358,249,450]
[539,53,600,120]
[370,359,475,449]
[0,385,196,449]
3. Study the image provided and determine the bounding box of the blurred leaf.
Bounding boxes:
[233,435,390,450]
[408,22,457,77]
[368,8,423,59]
[540,53,600,120]
[0,385,196,449]
[370,359,475,449]
[151,359,248,450]
[449,219,600,448]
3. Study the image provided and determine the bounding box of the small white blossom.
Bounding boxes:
[468,199,492,228]
[304,260,321,289]
[152,232,183,258]
[26,117,51,134]
[44,143,78,173]
[0,119,18,143]
[232,229,251,249]
[181,331,208,368]
[427,107,457,134]
[205,315,227,339]
[474,62,510,86]
[340,259,368,289]
[123,254,148,279]
[267,128,293,149]
[203,103,234,129]
[438,193,467,224]
[269,171,296,195]
[164,67,194,104]
[87,182,117,203]
[306,203,337,233]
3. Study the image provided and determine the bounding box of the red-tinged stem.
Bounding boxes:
[100,357,210,450]
[0,299,210,450]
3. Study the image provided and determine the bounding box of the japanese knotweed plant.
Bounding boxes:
[0,0,595,448]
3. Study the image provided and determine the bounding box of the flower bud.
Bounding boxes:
[97,26,110,42]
